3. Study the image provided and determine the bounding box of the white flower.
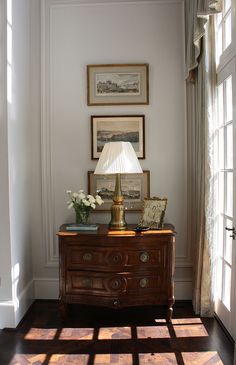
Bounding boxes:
[78,192,86,200]
[82,199,90,207]
[87,195,96,203]
[96,195,104,205]
[66,189,104,213]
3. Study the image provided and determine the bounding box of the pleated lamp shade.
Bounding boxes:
[94,142,143,175]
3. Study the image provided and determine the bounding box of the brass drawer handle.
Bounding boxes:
[139,278,148,288]
[113,299,120,307]
[140,252,150,263]
[83,252,92,261]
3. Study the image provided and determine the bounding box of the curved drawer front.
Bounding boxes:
[66,245,167,270]
[66,270,164,296]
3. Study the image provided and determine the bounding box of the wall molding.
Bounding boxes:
[45,0,184,7]
[0,279,34,329]
[41,0,59,266]
[41,0,190,272]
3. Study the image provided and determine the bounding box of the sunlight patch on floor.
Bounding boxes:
[59,327,94,340]
[181,351,223,364]
[137,325,170,338]
[98,326,131,339]
[173,324,209,337]
[24,328,58,340]
[139,353,177,364]
[94,354,132,364]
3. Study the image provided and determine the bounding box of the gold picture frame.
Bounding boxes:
[139,197,168,229]
[87,64,149,105]
[91,115,145,159]
[88,170,150,211]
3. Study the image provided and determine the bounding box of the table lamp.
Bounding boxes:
[94,141,143,230]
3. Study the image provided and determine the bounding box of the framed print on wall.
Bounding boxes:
[87,64,149,105]
[91,115,145,159]
[88,170,150,211]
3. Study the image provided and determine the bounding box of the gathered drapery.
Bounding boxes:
[185,0,221,316]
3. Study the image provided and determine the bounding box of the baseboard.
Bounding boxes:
[0,279,34,329]
[175,278,192,300]
[33,277,192,300]
[34,277,59,299]
[0,301,15,328]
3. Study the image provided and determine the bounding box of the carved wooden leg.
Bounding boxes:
[166,296,175,322]
[59,302,68,320]
[166,306,173,322]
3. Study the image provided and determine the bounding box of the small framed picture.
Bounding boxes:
[88,170,150,211]
[139,197,168,229]
[91,115,145,159]
[87,64,149,105]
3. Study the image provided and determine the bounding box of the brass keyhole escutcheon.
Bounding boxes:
[140,252,150,263]
[83,252,92,261]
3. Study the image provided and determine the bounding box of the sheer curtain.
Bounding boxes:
[185,0,221,316]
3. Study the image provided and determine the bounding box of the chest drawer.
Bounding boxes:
[65,244,167,271]
[65,270,165,297]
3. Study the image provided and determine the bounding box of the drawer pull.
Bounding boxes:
[140,252,150,263]
[107,252,123,265]
[83,252,92,261]
[113,299,120,307]
[139,278,148,288]
[82,278,92,288]
[112,253,122,264]
[109,277,122,290]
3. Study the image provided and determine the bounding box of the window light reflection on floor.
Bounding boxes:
[137,325,170,338]
[98,326,131,339]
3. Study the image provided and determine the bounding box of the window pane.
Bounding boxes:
[226,123,233,169]
[226,172,233,217]
[217,84,223,126]
[217,24,223,59]
[225,219,232,265]
[224,0,231,13]
[226,76,232,122]
[224,12,231,49]
[219,128,224,169]
[217,258,223,299]
[216,12,222,25]
[223,263,231,310]
[218,215,224,257]
[219,172,225,213]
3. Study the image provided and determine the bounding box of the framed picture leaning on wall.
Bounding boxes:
[91,115,145,159]
[88,170,150,211]
[87,64,149,105]
[139,197,168,229]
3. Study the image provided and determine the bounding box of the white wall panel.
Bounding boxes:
[37,0,191,297]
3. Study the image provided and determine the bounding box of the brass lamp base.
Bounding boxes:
[108,173,127,230]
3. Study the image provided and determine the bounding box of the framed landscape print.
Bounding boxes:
[88,170,150,211]
[91,115,145,159]
[87,64,149,105]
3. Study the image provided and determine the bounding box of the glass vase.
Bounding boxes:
[75,207,90,225]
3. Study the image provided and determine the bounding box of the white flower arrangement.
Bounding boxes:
[66,190,103,224]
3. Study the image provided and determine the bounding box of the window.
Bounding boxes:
[215,0,232,64]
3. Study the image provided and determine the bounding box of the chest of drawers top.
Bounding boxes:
[58,224,175,240]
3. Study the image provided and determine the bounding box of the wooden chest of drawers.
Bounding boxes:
[58,225,175,321]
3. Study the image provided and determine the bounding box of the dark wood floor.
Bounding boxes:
[0,300,234,365]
